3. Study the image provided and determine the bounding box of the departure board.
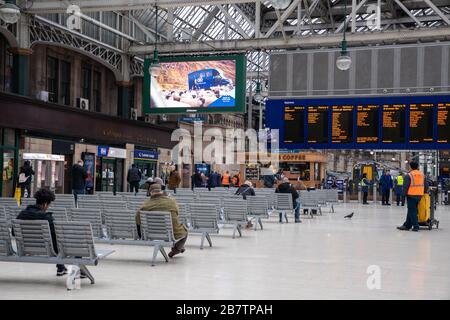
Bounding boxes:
[284,106,305,143]
[437,103,450,143]
[308,106,328,144]
[410,103,434,143]
[357,105,379,143]
[332,105,354,143]
[382,104,406,143]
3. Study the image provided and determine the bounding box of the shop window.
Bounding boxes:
[0,35,13,93]
[81,64,92,100]
[47,56,59,103]
[60,61,71,106]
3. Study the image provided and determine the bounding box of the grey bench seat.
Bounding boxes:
[96,211,183,266]
[0,219,114,290]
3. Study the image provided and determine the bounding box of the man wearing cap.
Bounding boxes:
[135,183,188,257]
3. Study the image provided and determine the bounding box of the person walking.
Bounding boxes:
[380,170,393,205]
[127,164,142,194]
[360,173,373,205]
[397,161,427,232]
[72,160,87,202]
[168,167,181,192]
[394,173,406,206]
[18,161,35,198]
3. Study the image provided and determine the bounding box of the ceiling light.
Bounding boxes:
[0,0,20,24]
[270,0,292,10]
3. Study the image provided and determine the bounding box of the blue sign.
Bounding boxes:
[179,117,205,123]
[98,146,109,157]
[134,150,158,161]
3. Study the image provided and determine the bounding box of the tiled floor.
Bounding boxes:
[0,202,449,300]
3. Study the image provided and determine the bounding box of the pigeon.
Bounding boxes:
[344,212,354,219]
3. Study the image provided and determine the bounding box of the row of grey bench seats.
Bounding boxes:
[0,199,261,290]
[0,190,338,289]
[0,209,189,289]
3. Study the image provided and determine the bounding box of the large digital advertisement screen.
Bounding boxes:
[143,55,246,114]
[266,95,450,150]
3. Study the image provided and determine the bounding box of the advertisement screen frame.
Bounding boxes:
[143,54,247,114]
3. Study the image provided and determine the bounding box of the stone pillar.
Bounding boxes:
[9,48,32,96]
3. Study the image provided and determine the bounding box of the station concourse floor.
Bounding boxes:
[0,202,448,300]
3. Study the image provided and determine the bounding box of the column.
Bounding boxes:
[9,48,32,96]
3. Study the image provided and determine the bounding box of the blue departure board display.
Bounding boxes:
[266,95,450,150]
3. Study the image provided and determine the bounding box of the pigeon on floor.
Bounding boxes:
[344,212,354,219]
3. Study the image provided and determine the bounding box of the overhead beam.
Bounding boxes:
[129,28,450,54]
[264,0,300,38]
[217,5,250,39]
[335,0,368,33]
[393,0,424,27]
[192,6,220,40]
[26,0,256,14]
[423,0,450,26]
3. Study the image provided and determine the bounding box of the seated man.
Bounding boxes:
[16,189,69,276]
[135,184,188,258]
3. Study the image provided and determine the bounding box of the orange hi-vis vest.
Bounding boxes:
[407,170,425,196]
[222,174,230,185]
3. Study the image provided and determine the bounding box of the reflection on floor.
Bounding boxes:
[0,203,449,300]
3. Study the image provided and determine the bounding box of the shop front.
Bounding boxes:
[1,128,19,197]
[242,152,328,188]
[96,146,126,193]
[134,149,158,185]
[22,153,65,195]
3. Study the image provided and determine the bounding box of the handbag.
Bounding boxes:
[18,173,27,184]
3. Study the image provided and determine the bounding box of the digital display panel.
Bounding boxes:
[284,106,305,144]
[308,106,328,144]
[382,104,406,143]
[437,103,450,143]
[357,105,379,143]
[143,55,246,114]
[332,105,354,143]
[410,103,434,143]
[267,95,450,150]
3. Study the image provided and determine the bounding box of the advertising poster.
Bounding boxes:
[82,152,95,190]
[153,60,236,109]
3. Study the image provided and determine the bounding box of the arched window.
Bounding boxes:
[0,34,13,92]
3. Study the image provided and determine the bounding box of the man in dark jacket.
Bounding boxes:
[18,161,35,198]
[235,180,256,200]
[72,160,87,202]
[263,174,276,188]
[193,171,203,188]
[16,189,68,276]
[276,177,301,223]
[380,170,394,205]
[127,164,142,194]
